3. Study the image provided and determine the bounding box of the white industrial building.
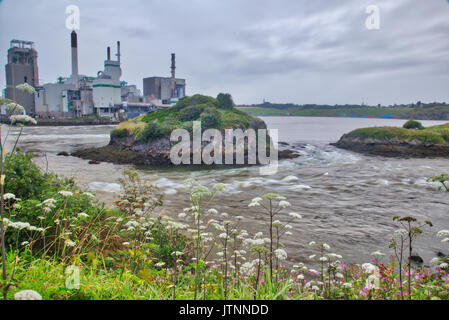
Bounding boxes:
[5,30,185,120]
[34,31,124,119]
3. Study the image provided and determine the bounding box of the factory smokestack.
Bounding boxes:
[71,30,79,89]
[171,53,176,79]
[170,53,176,98]
[107,46,111,60]
[116,41,121,63]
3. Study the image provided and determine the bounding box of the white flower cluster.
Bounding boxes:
[274,248,288,261]
[10,114,37,125]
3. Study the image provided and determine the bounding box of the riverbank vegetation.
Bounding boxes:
[341,123,449,144]
[238,102,449,120]
[111,94,265,144]
[1,149,449,300]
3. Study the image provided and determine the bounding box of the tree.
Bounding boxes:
[216,93,235,110]
[403,119,424,130]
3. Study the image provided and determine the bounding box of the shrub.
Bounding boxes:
[171,94,219,112]
[216,93,235,110]
[5,152,46,200]
[403,119,424,130]
[199,107,221,128]
[110,128,129,139]
[138,121,167,142]
[178,104,206,121]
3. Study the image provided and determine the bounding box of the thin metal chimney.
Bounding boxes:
[71,30,79,89]
[116,41,121,63]
[107,46,111,60]
[171,53,176,79]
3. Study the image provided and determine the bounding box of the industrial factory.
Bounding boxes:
[3,30,186,119]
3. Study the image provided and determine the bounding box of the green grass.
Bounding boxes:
[343,123,449,144]
[237,105,449,120]
[111,95,264,143]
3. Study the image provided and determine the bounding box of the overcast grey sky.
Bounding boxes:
[1,0,449,105]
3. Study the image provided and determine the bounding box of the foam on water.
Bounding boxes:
[88,182,122,193]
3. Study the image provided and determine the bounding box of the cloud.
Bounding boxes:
[1,0,449,105]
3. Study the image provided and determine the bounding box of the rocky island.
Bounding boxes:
[333,121,449,157]
[72,94,299,166]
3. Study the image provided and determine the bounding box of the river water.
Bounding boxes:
[3,117,449,266]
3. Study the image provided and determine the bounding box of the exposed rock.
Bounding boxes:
[410,255,424,264]
[333,137,449,158]
[278,149,300,159]
[57,151,70,156]
[88,160,101,165]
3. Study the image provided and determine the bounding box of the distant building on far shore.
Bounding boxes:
[143,53,186,105]
[4,39,39,114]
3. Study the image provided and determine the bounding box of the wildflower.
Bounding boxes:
[343,282,352,288]
[58,191,73,197]
[362,263,378,274]
[279,200,291,208]
[122,242,130,246]
[326,253,343,259]
[320,243,330,250]
[77,212,89,218]
[309,254,316,260]
[155,262,166,268]
[21,241,29,246]
[5,102,25,113]
[439,263,449,269]
[16,83,36,94]
[248,197,262,207]
[430,258,441,266]
[65,240,76,247]
[309,241,316,246]
[395,229,408,237]
[288,212,302,219]
[207,208,218,215]
[14,290,42,300]
[274,248,288,261]
[365,274,380,290]
[218,233,227,239]
[3,193,16,200]
[297,274,305,280]
[371,250,385,256]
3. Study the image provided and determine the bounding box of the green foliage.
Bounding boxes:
[110,128,129,139]
[403,120,424,130]
[216,93,235,110]
[177,104,206,121]
[137,121,168,143]
[171,94,219,112]
[343,123,449,144]
[199,106,221,128]
[5,152,46,200]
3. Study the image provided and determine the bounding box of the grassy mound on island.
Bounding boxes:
[111,94,265,143]
[342,123,449,144]
[335,122,449,157]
